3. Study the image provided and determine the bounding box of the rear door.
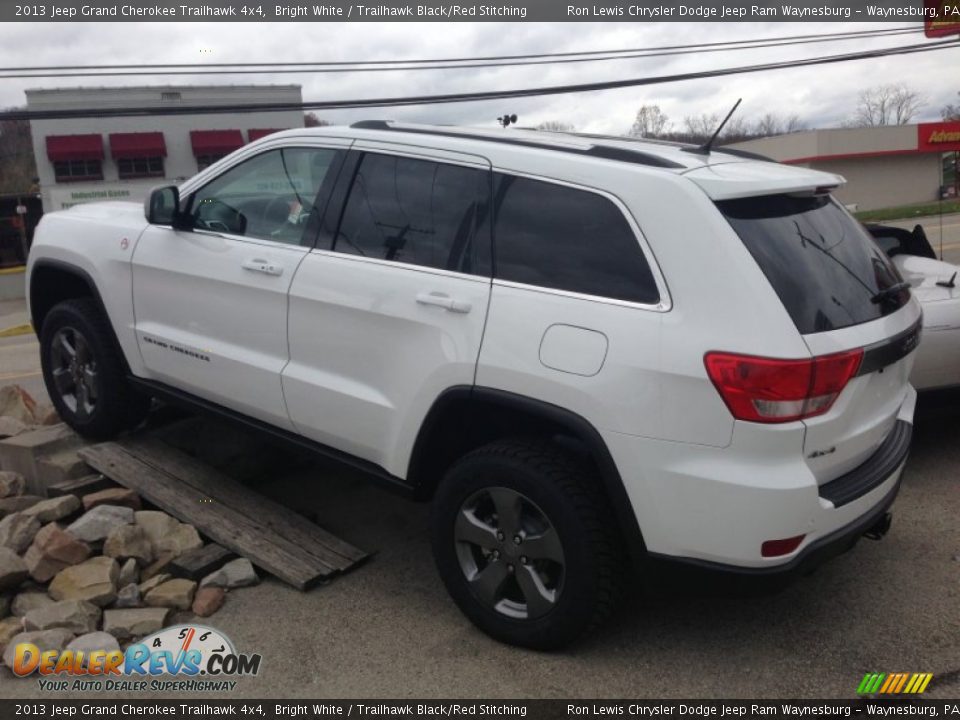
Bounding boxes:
[717,193,921,483]
[283,145,493,476]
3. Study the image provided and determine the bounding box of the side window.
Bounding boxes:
[190,147,339,245]
[334,153,489,274]
[490,175,659,304]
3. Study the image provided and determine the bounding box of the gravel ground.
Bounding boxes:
[0,295,957,700]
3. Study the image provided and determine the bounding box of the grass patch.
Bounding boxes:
[855,199,960,223]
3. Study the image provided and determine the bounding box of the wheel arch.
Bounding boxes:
[29,259,132,373]
[408,385,647,565]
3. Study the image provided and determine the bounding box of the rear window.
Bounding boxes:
[717,194,909,334]
[490,174,659,304]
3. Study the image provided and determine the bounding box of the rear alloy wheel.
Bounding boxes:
[40,298,150,439]
[431,439,623,650]
[454,486,565,621]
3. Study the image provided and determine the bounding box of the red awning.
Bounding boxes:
[247,128,283,142]
[190,130,244,156]
[46,134,104,162]
[109,132,166,159]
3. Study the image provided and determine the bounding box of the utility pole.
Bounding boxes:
[15,195,28,264]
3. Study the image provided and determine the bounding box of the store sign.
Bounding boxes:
[50,185,138,210]
[917,121,960,153]
[924,0,960,36]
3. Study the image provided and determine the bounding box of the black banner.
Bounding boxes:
[3,0,960,23]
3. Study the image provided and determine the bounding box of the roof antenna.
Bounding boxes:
[684,98,742,156]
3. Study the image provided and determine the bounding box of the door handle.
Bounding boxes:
[416,291,472,314]
[241,258,283,276]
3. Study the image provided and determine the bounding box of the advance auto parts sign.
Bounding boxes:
[918,121,960,153]
[924,0,960,36]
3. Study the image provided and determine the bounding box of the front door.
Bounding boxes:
[132,144,346,431]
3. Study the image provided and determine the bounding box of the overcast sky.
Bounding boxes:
[2,22,959,133]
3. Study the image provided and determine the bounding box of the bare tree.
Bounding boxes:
[754,112,807,137]
[304,112,331,127]
[0,117,37,194]
[536,120,575,132]
[851,84,924,127]
[942,92,960,121]
[683,113,720,140]
[720,116,752,143]
[627,105,670,138]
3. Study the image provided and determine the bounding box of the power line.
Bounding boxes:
[0,27,922,78]
[3,38,957,122]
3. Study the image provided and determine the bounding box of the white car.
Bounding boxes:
[27,123,919,648]
[866,223,960,391]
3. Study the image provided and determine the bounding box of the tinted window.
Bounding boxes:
[718,195,910,335]
[334,153,489,273]
[490,175,659,304]
[191,147,339,245]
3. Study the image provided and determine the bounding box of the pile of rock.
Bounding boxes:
[0,468,260,668]
[0,385,59,439]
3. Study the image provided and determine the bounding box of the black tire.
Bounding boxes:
[39,298,150,440]
[430,438,623,650]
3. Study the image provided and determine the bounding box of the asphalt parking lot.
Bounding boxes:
[0,269,958,700]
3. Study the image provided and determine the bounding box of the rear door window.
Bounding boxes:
[489,174,660,305]
[718,195,909,334]
[333,152,489,275]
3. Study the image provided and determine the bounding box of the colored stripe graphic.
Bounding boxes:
[858,672,932,694]
[858,673,885,694]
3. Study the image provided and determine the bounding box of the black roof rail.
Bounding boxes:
[348,120,685,170]
[715,147,777,163]
[350,120,391,130]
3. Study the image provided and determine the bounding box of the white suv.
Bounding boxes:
[26,122,920,649]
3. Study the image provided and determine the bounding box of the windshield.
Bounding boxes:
[717,194,910,335]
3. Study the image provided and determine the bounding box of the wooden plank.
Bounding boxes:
[168,544,236,581]
[121,436,367,567]
[79,443,344,590]
[47,473,115,498]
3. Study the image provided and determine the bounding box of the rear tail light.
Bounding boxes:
[704,349,863,423]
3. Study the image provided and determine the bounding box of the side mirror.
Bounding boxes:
[144,186,188,228]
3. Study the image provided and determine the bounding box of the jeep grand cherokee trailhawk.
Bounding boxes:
[27,122,920,649]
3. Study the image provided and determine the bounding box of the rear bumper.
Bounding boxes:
[604,387,916,571]
[647,466,903,578]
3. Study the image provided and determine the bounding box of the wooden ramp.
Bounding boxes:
[79,437,369,590]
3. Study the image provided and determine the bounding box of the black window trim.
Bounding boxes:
[488,169,672,312]
[321,147,495,280]
[182,145,347,249]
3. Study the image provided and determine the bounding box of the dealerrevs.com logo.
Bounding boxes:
[13,624,262,693]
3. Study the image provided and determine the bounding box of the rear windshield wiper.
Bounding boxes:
[871,281,911,304]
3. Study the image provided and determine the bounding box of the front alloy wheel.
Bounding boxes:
[40,298,151,439]
[49,326,99,420]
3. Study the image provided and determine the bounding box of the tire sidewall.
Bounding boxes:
[40,301,120,437]
[431,450,604,649]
